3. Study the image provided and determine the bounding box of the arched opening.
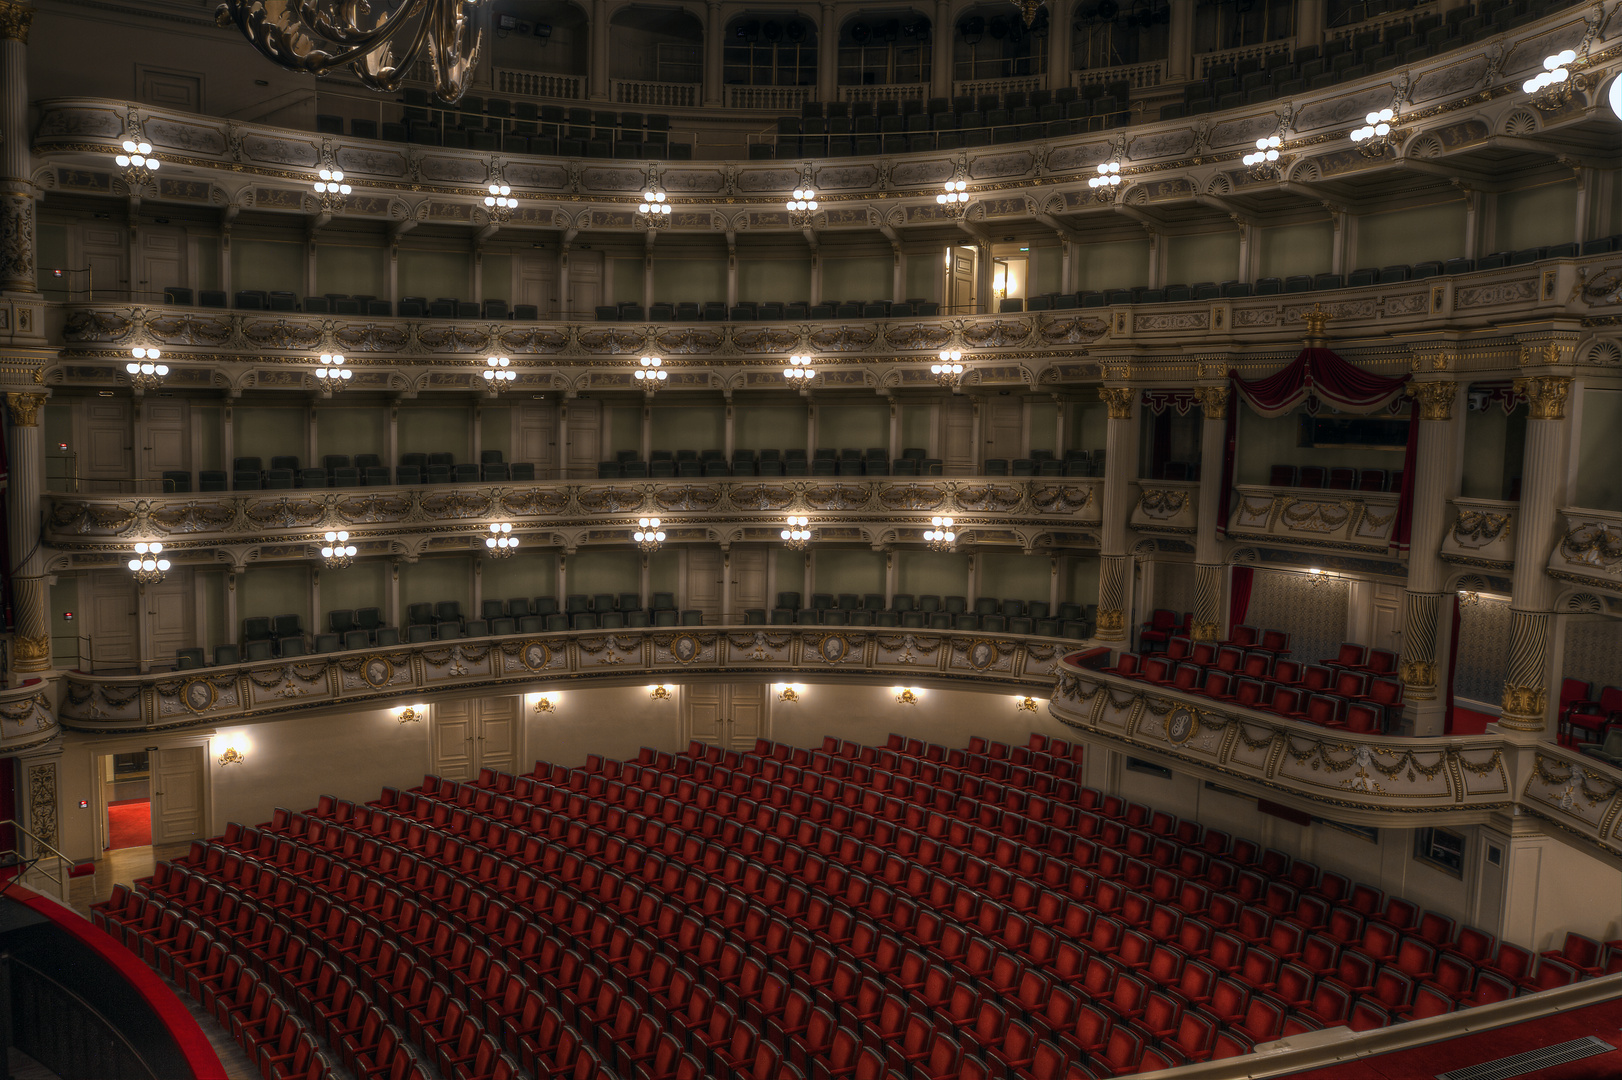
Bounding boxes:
[1071,0,1170,70]
[954,6,1048,86]
[724,14,819,90]
[1193,0,1294,53]
[837,11,932,89]
[490,0,590,80]
[610,6,706,86]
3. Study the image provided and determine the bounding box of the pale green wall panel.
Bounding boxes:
[605,406,642,456]
[235,407,304,462]
[1074,239,1150,291]
[1577,389,1622,510]
[611,257,643,305]
[814,548,884,595]
[818,402,886,449]
[738,259,812,302]
[1497,181,1578,252]
[1236,408,1406,483]
[652,405,724,450]
[1461,407,1509,501]
[569,549,641,595]
[315,407,384,460]
[822,256,890,300]
[194,237,221,292]
[37,224,69,297]
[897,551,968,596]
[650,550,680,597]
[398,250,472,299]
[652,259,725,303]
[315,245,385,298]
[979,552,1050,601]
[321,559,387,626]
[483,252,513,303]
[1030,245,1063,294]
[1358,202,1466,266]
[199,570,226,652]
[1071,400,1107,452]
[901,405,932,451]
[398,406,471,460]
[904,253,940,302]
[1256,222,1333,280]
[240,564,311,623]
[50,575,79,665]
[737,406,807,450]
[232,239,303,294]
[401,556,472,612]
[1029,401,1057,455]
[482,406,514,461]
[196,407,223,470]
[1165,232,1239,285]
[774,549,809,600]
[481,550,558,601]
[1063,557,1099,605]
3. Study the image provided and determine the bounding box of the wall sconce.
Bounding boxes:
[218,746,245,766]
[649,684,672,701]
[1015,695,1039,713]
[532,692,558,713]
[893,686,921,706]
[1305,567,1339,588]
[395,705,423,723]
[774,683,804,703]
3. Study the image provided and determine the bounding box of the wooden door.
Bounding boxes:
[431,699,476,782]
[79,224,129,301]
[732,547,768,616]
[564,398,601,479]
[476,696,520,777]
[517,254,557,317]
[81,399,133,484]
[139,400,189,478]
[942,398,976,475]
[683,684,767,751]
[684,684,727,747]
[984,400,1023,461]
[87,571,137,670]
[687,549,723,622]
[567,251,603,316]
[949,247,975,314]
[145,570,195,669]
[725,683,767,754]
[152,746,205,844]
[516,403,558,479]
[1373,583,1404,655]
[138,226,187,305]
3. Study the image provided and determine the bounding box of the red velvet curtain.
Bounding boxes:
[1443,593,1462,734]
[1390,405,1419,552]
[1229,566,1254,629]
[1217,388,1240,538]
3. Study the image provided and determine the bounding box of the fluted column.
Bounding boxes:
[1167,0,1196,82]
[703,0,724,107]
[1499,374,1572,735]
[1046,0,1073,89]
[1294,0,1324,48]
[1095,385,1138,642]
[0,3,36,295]
[1397,380,1461,736]
[1190,385,1228,641]
[819,2,839,104]
[7,392,47,672]
[589,0,610,101]
[931,0,953,100]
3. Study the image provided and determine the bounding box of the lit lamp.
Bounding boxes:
[486,522,519,557]
[937,179,970,217]
[129,542,170,585]
[1015,695,1039,713]
[314,167,352,210]
[1350,109,1396,156]
[774,683,805,703]
[1088,161,1122,195]
[649,684,672,700]
[932,350,964,390]
[638,188,672,228]
[532,692,558,713]
[321,530,357,569]
[782,515,811,551]
[126,347,168,390]
[924,516,956,552]
[396,706,423,724]
[484,183,518,222]
[636,356,667,390]
[217,746,245,766]
[893,686,921,706]
[1243,136,1282,179]
[787,187,818,227]
[785,354,815,382]
[1525,49,1577,110]
[116,139,158,173]
[484,355,515,390]
[315,353,351,391]
[634,517,665,553]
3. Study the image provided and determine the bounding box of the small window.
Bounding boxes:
[1415,826,1466,877]
[1126,757,1171,779]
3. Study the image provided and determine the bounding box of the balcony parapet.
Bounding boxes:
[41,478,1103,560]
[1442,497,1518,571]
[1225,483,1400,554]
[0,683,60,754]
[1129,479,1198,535]
[1547,506,1622,596]
[58,626,1064,733]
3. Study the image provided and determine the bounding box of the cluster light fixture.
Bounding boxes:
[126,346,167,390]
[485,355,515,389]
[637,356,667,389]
[1089,161,1122,190]
[933,350,965,389]
[316,353,351,390]
[634,517,666,553]
[924,516,956,552]
[486,522,519,557]
[129,542,170,585]
[782,515,812,550]
[785,354,815,382]
[321,530,357,569]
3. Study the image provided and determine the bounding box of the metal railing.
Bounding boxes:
[611,79,700,108]
[494,68,584,99]
[0,818,80,903]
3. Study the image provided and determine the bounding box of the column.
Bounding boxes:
[975,243,994,314]
[726,247,738,307]
[557,401,571,479]
[1498,374,1572,736]
[590,0,610,101]
[1330,211,1349,275]
[884,551,896,609]
[1235,223,1252,284]
[1060,239,1074,296]
[6,393,47,672]
[932,0,953,100]
[644,251,655,309]
[1190,385,1228,642]
[1167,0,1196,82]
[891,245,904,304]
[386,402,399,474]
[388,560,401,631]
[558,246,571,319]
[1462,187,1481,261]
[557,554,569,606]
[641,555,652,609]
[809,251,822,306]
[704,0,724,106]
[1046,0,1073,89]
[724,402,735,459]
[1094,385,1139,642]
[1396,380,1462,736]
[1145,229,1163,289]
[888,400,901,460]
[1294,0,1324,48]
[641,404,653,462]
[386,241,398,307]
[1573,165,1590,244]
[819,2,839,103]
[0,3,35,296]
[967,553,980,605]
[806,402,818,458]
[720,551,732,622]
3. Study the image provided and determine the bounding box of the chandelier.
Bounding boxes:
[484,355,515,389]
[937,179,970,218]
[126,346,167,391]
[634,517,665,553]
[116,138,159,184]
[638,187,672,228]
[1089,161,1122,199]
[924,516,956,552]
[785,354,815,382]
[1016,0,1044,27]
[636,356,667,390]
[782,515,811,550]
[1243,136,1282,179]
[128,542,170,585]
[314,167,351,211]
[1525,48,1578,110]
[1350,109,1396,157]
[321,530,357,569]
[216,0,488,104]
[787,186,818,227]
[932,350,965,389]
[486,522,519,557]
[485,183,518,223]
[316,352,351,391]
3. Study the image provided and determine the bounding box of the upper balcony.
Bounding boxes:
[1226,482,1403,554]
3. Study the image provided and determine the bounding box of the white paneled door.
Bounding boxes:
[152,746,206,844]
[429,696,524,782]
[682,683,767,754]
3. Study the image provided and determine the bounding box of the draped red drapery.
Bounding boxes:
[1229,566,1254,630]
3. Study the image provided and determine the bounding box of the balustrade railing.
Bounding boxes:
[837,83,928,103]
[612,79,700,108]
[1072,60,1167,90]
[952,75,1046,100]
[494,69,584,100]
[1327,1,1439,40]
[1196,38,1296,76]
[727,85,814,111]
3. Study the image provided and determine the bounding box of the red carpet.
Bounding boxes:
[107,799,151,849]
[1449,705,1496,736]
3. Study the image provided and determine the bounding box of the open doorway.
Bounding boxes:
[103,750,152,851]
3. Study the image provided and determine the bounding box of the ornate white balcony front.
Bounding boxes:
[1225,484,1401,554]
[1442,498,1517,571]
[1548,507,1622,596]
[1129,480,1198,535]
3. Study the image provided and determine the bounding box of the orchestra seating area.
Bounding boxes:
[92,731,1607,1080]
[1108,624,1406,735]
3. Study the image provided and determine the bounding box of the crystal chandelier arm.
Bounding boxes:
[425,1,483,103]
[353,9,439,93]
[220,1,425,74]
[293,0,427,49]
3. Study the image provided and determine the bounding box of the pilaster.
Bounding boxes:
[1095,384,1138,641]
[1398,379,1461,735]
[6,391,46,672]
[0,2,36,296]
[1191,384,1228,641]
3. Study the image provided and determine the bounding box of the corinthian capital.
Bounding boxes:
[1407,380,1458,421]
[1513,375,1572,420]
[1098,386,1134,420]
[1193,385,1229,420]
[6,391,43,426]
[0,2,33,43]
